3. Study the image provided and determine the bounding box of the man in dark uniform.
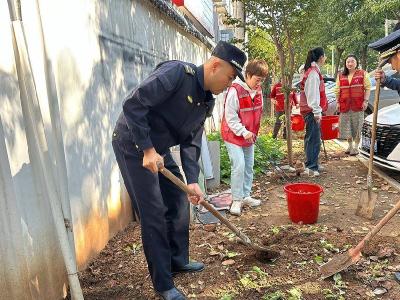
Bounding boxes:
[370,23,400,91]
[112,41,246,300]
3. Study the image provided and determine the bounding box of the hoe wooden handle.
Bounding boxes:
[355,198,400,252]
[157,163,251,243]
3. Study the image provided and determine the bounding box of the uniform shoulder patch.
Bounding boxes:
[184,64,195,76]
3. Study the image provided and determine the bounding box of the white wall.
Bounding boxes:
[0,0,213,299]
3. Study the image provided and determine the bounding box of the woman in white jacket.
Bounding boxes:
[299,47,327,177]
[221,59,268,215]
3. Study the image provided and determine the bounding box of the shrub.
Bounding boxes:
[207,131,284,184]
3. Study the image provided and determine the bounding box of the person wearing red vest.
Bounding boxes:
[336,54,371,155]
[221,59,268,215]
[270,82,298,139]
[299,47,328,177]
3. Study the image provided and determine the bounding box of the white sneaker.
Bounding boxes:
[243,196,261,207]
[313,170,320,177]
[230,200,242,216]
[302,168,320,177]
[318,165,325,171]
[345,142,353,154]
[350,147,359,156]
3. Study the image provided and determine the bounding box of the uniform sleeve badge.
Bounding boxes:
[184,64,195,76]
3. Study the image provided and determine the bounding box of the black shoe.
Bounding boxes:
[157,287,186,300]
[172,261,205,275]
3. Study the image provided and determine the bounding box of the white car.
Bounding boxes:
[359,103,400,171]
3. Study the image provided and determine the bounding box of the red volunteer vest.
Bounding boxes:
[338,69,365,113]
[271,83,285,112]
[221,83,263,147]
[270,83,297,112]
[299,66,328,115]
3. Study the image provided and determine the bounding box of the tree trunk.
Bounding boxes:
[233,1,245,49]
[360,45,368,70]
[334,47,344,78]
[277,48,293,167]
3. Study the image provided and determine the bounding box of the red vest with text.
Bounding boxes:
[270,83,285,112]
[338,69,365,113]
[299,66,328,115]
[270,83,298,112]
[221,83,263,147]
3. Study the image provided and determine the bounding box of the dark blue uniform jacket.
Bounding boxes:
[383,76,400,96]
[115,60,215,184]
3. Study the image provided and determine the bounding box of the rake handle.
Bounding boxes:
[157,164,250,242]
[354,198,400,253]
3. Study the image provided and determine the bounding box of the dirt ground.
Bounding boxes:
[79,140,400,300]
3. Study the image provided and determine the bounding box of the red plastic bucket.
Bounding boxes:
[320,115,339,140]
[291,114,305,131]
[283,182,323,224]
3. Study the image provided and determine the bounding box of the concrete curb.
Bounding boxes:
[333,139,400,192]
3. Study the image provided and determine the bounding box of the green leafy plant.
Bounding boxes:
[314,255,324,265]
[220,293,234,300]
[262,290,284,300]
[321,273,347,299]
[225,251,239,258]
[252,266,268,277]
[239,274,259,289]
[320,239,339,253]
[322,288,345,300]
[287,287,302,300]
[270,226,280,235]
[207,131,284,183]
[369,259,389,278]
[123,243,141,255]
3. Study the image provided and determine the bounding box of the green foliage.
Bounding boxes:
[225,251,239,258]
[321,273,347,299]
[239,274,259,289]
[320,239,340,253]
[322,289,345,300]
[207,131,232,184]
[220,293,234,300]
[314,255,324,265]
[270,226,280,235]
[207,131,284,184]
[123,243,141,255]
[252,266,268,277]
[254,134,285,174]
[287,287,302,300]
[262,290,285,300]
[247,28,279,74]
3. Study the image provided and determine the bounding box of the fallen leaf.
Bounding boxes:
[373,287,387,296]
[377,247,395,258]
[222,259,235,266]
